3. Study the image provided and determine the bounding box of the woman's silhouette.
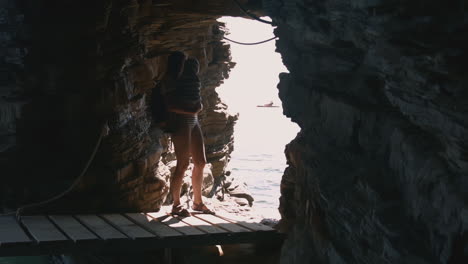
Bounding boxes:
[161,52,214,216]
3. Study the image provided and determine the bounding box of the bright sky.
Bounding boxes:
[216,16,298,155]
[216,17,299,217]
[216,16,288,112]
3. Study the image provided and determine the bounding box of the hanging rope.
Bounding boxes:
[222,36,277,45]
[232,0,273,25]
[0,123,108,220]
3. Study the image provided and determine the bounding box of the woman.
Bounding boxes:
[162,52,214,216]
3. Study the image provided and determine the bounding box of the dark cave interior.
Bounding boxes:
[1,0,467,263]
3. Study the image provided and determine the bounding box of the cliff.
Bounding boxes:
[273,1,468,263]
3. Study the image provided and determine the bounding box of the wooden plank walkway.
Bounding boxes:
[0,212,282,257]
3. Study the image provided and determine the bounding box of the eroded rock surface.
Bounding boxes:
[0,1,238,213]
[272,1,468,263]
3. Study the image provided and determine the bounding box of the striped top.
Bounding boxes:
[175,75,201,103]
[174,113,198,127]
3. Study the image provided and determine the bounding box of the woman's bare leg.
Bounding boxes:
[190,123,207,206]
[171,125,191,207]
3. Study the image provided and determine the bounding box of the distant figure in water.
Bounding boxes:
[161,51,214,216]
[257,100,279,107]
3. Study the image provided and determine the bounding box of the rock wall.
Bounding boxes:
[0,1,237,213]
[272,0,468,263]
[0,0,28,209]
[3,0,467,262]
[94,1,238,211]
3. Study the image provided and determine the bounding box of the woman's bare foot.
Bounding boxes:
[192,202,215,215]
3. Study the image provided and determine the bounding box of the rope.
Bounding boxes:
[0,123,107,220]
[0,210,14,217]
[232,0,273,25]
[222,36,277,45]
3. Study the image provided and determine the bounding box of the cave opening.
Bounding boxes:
[216,17,299,218]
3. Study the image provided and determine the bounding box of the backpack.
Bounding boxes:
[150,81,171,132]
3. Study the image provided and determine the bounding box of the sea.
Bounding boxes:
[225,104,299,218]
[216,17,300,218]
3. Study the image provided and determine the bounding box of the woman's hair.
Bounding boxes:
[167,51,186,78]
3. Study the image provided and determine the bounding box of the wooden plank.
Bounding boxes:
[178,216,228,234]
[145,211,170,221]
[49,215,98,242]
[193,214,250,233]
[231,220,274,231]
[215,213,274,232]
[100,214,154,239]
[125,213,181,238]
[147,212,205,236]
[76,214,127,240]
[21,215,68,243]
[0,216,31,245]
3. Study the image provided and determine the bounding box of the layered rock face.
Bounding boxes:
[3,0,467,262]
[0,1,237,212]
[95,1,238,211]
[272,1,468,263]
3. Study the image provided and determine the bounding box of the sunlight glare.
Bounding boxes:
[216,17,299,216]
